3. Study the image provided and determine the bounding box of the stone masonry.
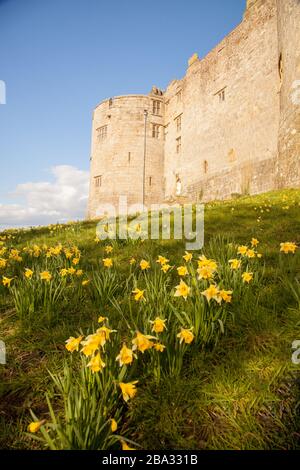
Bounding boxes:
[87,0,300,218]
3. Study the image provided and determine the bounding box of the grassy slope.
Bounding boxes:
[1,188,300,450]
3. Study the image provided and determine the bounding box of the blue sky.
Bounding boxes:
[0,0,245,227]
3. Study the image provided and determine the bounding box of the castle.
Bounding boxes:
[87,0,300,218]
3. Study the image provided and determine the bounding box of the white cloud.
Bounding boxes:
[0,165,89,230]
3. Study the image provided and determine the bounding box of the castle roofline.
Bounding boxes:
[94,93,164,111]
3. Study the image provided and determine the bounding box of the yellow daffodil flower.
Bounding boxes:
[24,268,33,279]
[140,259,150,270]
[229,259,241,270]
[177,265,188,276]
[177,328,194,345]
[242,272,253,283]
[174,280,190,300]
[116,343,134,366]
[132,332,156,353]
[183,251,193,262]
[132,288,145,301]
[150,317,167,333]
[119,381,138,402]
[40,271,52,282]
[87,352,106,373]
[103,258,113,268]
[65,335,83,352]
[280,242,297,254]
[28,420,46,433]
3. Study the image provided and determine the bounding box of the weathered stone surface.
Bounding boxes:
[87,0,300,218]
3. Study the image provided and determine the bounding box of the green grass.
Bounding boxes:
[1,188,300,449]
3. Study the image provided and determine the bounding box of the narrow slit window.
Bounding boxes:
[175,114,182,133]
[152,124,160,138]
[176,136,181,154]
[95,175,102,188]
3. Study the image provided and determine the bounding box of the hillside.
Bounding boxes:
[1,189,300,450]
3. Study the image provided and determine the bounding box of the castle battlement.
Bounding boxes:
[88,0,300,218]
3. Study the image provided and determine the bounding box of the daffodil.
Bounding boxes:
[2,276,13,287]
[161,264,171,273]
[140,259,150,270]
[82,279,90,286]
[28,420,46,433]
[60,268,68,277]
[150,317,167,334]
[129,257,136,265]
[198,255,217,272]
[65,335,83,352]
[68,267,76,275]
[280,242,297,254]
[183,251,193,262]
[153,343,166,352]
[177,265,188,276]
[103,258,113,268]
[229,259,241,270]
[237,245,248,256]
[98,315,108,323]
[24,268,33,279]
[132,287,145,301]
[201,284,219,302]
[251,238,259,247]
[246,249,256,258]
[156,255,169,266]
[105,245,113,254]
[111,418,118,432]
[174,280,190,300]
[40,271,52,282]
[116,343,134,366]
[219,289,233,303]
[121,441,136,450]
[87,352,106,373]
[197,266,214,280]
[242,272,253,283]
[132,332,156,353]
[177,328,194,345]
[96,326,117,347]
[81,334,102,356]
[119,381,138,402]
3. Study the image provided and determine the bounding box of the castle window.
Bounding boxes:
[152,100,161,115]
[128,152,131,163]
[94,175,102,188]
[217,88,226,102]
[278,53,283,83]
[176,136,181,154]
[152,124,160,138]
[97,125,107,140]
[203,160,208,174]
[108,98,113,108]
[175,114,182,133]
[176,90,182,103]
[149,176,152,186]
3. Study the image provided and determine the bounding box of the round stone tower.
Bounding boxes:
[276,0,300,187]
[87,89,165,218]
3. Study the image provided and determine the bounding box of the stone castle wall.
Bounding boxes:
[277,0,300,188]
[87,0,300,218]
[88,94,164,217]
